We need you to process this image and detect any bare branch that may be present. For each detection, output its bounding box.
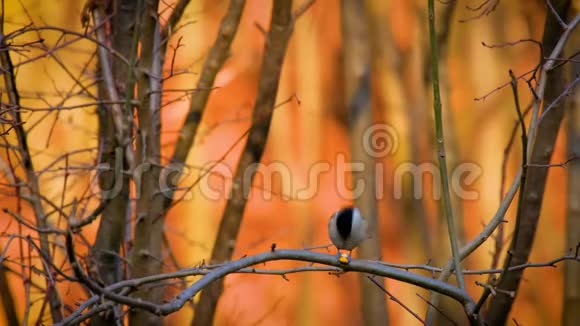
[61,249,478,325]
[545,0,568,29]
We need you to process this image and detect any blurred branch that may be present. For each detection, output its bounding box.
[459,0,500,22]
[166,0,246,208]
[0,30,64,323]
[436,0,457,57]
[293,0,316,19]
[423,0,457,83]
[192,1,298,324]
[486,3,577,323]
[163,0,191,36]
[428,0,465,290]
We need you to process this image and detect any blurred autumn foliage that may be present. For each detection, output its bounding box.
[0,0,579,325]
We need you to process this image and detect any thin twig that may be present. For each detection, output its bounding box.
[459,0,499,22]
[417,293,457,326]
[0,31,64,323]
[367,275,425,324]
[475,70,528,315]
[4,208,66,235]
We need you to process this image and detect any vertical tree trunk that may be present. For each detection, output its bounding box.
[563,15,580,325]
[129,1,165,325]
[90,1,137,325]
[341,1,389,325]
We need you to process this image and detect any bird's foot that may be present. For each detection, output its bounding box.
[337,252,351,264]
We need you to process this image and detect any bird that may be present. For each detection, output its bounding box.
[328,206,369,264]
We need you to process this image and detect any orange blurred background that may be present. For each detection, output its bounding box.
[0,0,574,325]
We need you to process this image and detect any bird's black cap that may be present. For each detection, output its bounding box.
[336,207,354,240]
